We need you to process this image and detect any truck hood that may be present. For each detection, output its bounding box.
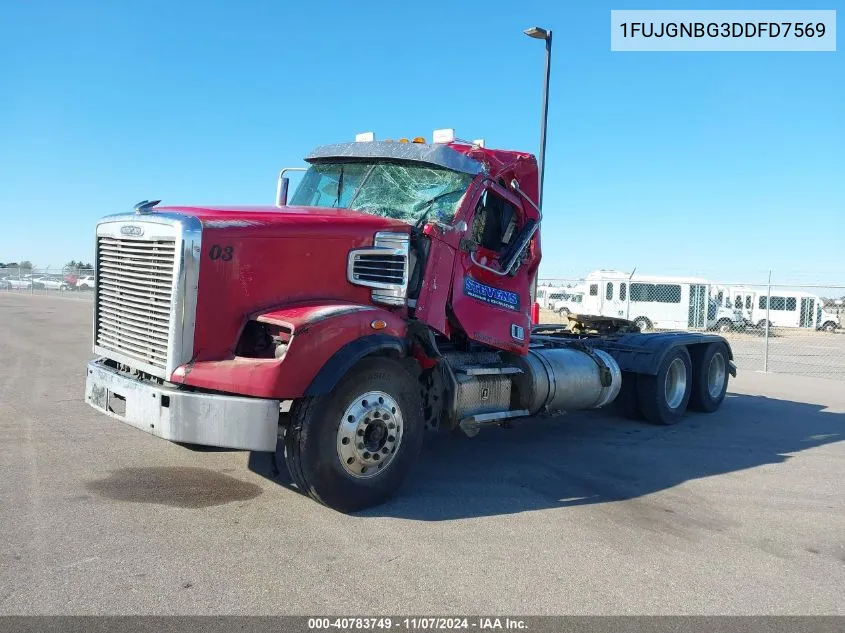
[155,204,411,238]
[133,204,411,364]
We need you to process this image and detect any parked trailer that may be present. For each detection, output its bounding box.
[579,270,744,333]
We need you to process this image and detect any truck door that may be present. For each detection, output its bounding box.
[449,182,533,354]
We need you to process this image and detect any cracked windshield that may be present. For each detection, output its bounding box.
[289,161,472,225]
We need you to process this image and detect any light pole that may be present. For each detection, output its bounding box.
[524,25,552,320]
[523,26,552,208]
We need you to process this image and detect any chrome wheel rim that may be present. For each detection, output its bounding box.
[707,353,726,399]
[336,391,403,479]
[664,358,687,410]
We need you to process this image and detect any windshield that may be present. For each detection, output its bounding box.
[289,160,473,225]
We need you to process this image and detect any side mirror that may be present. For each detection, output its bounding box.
[276,167,308,207]
[276,177,290,207]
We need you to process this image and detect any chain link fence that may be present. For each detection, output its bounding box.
[538,271,845,381]
[0,267,96,293]
[2,266,843,381]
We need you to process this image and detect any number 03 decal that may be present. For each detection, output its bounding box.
[208,245,234,261]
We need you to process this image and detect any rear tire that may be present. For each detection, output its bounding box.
[615,371,642,420]
[284,357,424,513]
[637,347,692,425]
[688,343,729,413]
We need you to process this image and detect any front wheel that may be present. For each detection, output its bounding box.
[284,357,424,512]
[715,319,733,333]
[633,317,652,332]
[822,321,837,333]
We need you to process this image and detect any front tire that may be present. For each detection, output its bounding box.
[633,317,652,332]
[689,343,729,413]
[637,347,692,425]
[822,321,837,333]
[284,357,424,512]
[715,319,733,333]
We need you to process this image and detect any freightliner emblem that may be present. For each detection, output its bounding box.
[120,225,144,237]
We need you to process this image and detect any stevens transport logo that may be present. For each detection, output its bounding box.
[463,276,520,311]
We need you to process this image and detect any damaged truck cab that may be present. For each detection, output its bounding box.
[85,130,736,512]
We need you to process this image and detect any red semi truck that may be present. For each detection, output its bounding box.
[85,130,736,512]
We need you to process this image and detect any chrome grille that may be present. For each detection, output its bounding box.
[95,236,177,372]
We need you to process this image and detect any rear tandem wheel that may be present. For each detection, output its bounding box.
[618,343,730,424]
[636,347,693,425]
[688,342,730,413]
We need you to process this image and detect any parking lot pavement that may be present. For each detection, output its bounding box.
[1,293,844,615]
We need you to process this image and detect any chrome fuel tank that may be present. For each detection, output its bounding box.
[510,347,622,415]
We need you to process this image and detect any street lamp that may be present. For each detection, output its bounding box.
[523,26,552,209]
[524,25,552,322]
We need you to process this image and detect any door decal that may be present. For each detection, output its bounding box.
[463,276,520,311]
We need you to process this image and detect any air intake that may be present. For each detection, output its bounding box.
[347,232,409,306]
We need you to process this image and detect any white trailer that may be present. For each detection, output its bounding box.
[716,286,840,331]
[581,270,744,332]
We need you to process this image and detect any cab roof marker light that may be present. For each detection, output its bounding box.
[432,128,455,144]
[355,131,375,142]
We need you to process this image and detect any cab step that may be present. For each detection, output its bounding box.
[454,364,523,376]
[458,409,531,437]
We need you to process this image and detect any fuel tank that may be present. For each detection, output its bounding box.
[509,347,622,415]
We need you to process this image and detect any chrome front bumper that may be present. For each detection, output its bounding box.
[84,359,280,451]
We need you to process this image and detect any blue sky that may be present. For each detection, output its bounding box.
[0,0,842,286]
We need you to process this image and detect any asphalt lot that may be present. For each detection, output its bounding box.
[1,292,844,615]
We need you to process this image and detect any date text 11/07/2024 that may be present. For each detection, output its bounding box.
[307,617,528,630]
